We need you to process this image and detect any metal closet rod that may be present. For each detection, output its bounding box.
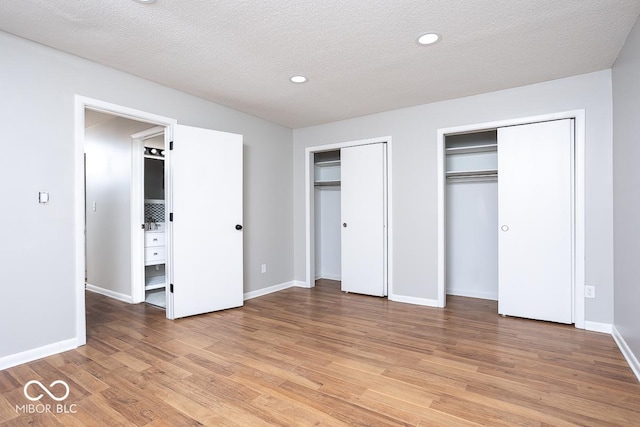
[446,170,497,177]
[446,170,498,183]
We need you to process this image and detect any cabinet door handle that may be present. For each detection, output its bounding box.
[235,224,243,230]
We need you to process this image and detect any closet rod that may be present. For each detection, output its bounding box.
[314,180,341,187]
[446,175,497,183]
[446,169,498,183]
[446,169,497,178]
[446,173,497,178]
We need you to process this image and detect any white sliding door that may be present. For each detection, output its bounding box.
[168,125,243,319]
[341,143,386,296]
[498,119,573,323]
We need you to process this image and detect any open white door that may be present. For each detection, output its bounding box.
[341,143,386,296]
[168,125,243,319]
[498,119,573,323]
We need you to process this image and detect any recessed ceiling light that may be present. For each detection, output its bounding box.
[417,33,440,46]
[290,75,308,84]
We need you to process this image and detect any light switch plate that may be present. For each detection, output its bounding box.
[38,192,49,204]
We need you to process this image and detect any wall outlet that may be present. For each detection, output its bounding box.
[585,285,596,299]
[261,264,267,274]
[38,192,50,204]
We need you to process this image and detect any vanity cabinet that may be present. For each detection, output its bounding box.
[144,223,166,299]
[144,229,166,266]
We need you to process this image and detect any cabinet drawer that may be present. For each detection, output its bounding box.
[145,232,165,247]
[145,246,166,265]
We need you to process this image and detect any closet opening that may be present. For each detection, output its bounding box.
[445,130,498,301]
[437,111,586,328]
[313,150,342,286]
[305,136,393,298]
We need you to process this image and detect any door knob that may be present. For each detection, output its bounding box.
[235,224,243,230]
[501,225,509,232]
[343,223,347,228]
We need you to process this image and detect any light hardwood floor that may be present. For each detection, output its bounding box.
[1,280,639,426]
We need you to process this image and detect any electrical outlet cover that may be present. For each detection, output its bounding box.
[585,285,596,299]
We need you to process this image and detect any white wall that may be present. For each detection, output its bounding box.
[85,116,154,299]
[446,181,498,300]
[0,30,293,362]
[612,17,640,369]
[293,70,614,323]
[314,187,341,280]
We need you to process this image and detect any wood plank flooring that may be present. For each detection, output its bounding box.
[1,279,639,426]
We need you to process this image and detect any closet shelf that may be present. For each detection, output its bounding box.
[145,289,166,308]
[445,144,497,155]
[314,180,341,187]
[145,275,166,291]
[144,154,165,160]
[315,160,341,167]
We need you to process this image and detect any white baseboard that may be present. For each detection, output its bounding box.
[291,280,315,289]
[612,325,640,382]
[447,289,498,301]
[85,284,133,303]
[317,274,342,281]
[584,321,613,334]
[389,293,439,307]
[243,280,307,301]
[292,280,311,289]
[0,338,79,371]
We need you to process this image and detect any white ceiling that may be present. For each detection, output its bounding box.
[1,1,639,128]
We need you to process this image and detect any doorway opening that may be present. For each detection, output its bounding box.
[436,110,586,328]
[131,127,167,308]
[76,95,246,346]
[84,112,168,308]
[75,96,176,346]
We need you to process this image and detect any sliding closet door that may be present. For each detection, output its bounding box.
[341,143,386,296]
[498,119,573,323]
[169,125,243,319]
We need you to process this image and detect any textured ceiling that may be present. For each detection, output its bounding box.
[1,1,639,128]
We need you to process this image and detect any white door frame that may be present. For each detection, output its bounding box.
[436,110,586,329]
[304,136,393,296]
[74,95,176,345]
[130,126,166,304]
